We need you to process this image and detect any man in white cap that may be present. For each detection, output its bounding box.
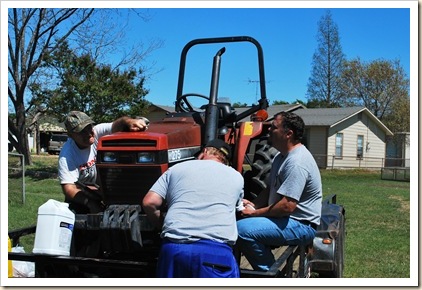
[58,111,149,214]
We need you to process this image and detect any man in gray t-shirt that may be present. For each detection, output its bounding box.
[142,139,244,278]
[237,111,322,271]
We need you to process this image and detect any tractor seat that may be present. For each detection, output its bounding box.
[216,102,236,123]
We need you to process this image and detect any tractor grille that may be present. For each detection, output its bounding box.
[101,139,157,147]
[99,166,163,205]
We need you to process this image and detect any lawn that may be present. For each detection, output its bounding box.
[7,155,411,278]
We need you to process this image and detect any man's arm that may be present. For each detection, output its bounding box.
[61,183,79,200]
[142,191,164,229]
[112,116,149,133]
[62,183,104,213]
[242,195,297,218]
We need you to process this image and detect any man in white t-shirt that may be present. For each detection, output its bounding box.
[58,111,149,214]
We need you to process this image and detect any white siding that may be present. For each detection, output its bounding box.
[306,127,327,168]
[147,111,168,122]
[326,112,387,168]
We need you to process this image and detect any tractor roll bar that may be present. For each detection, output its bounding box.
[175,36,269,115]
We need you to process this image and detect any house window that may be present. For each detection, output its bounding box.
[357,135,364,159]
[335,133,343,158]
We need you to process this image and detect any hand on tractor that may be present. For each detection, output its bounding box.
[128,117,150,132]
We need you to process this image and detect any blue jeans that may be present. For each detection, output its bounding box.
[236,217,316,271]
[157,239,240,278]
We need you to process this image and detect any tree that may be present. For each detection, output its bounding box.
[293,99,307,106]
[8,9,94,165]
[271,100,289,105]
[306,10,345,108]
[32,41,150,123]
[8,8,161,164]
[232,102,248,108]
[382,94,410,134]
[341,58,409,125]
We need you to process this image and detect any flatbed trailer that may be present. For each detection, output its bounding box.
[8,194,344,278]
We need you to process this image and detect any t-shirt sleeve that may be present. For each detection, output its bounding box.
[58,155,79,184]
[94,123,113,139]
[277,164,307,202]
[235,174,245,211]
[149,169,171,199]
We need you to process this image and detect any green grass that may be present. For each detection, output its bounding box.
[321,169,410,278]
[8,156,411,278]
[8,155,62,251]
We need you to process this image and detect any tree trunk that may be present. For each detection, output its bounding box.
[16,104,32,166]
[35,122,41,155]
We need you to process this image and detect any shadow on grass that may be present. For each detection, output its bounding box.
[9,169,58,181]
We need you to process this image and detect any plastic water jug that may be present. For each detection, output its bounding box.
[33,199,75,256]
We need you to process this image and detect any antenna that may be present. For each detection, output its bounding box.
[246,78,272,103]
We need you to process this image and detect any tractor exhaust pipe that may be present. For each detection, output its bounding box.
[204,47,225,144]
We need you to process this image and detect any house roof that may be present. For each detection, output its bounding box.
[148,104,176,113]
[293,107,394,136]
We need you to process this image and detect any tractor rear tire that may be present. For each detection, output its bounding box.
[244,140,279,200]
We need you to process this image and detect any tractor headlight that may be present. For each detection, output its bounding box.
[137,152,155,163]
[103,152,117,162]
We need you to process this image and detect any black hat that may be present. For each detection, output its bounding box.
[205,139,231,159]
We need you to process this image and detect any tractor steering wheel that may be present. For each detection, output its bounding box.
[176,93,210,113]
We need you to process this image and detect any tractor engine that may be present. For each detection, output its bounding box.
[96,115,203,206]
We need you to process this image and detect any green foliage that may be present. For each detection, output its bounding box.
[271,100,289,105]
[341,58,409,122]
[382,94,410,133]
[232,102,248,108]
[32,42,151,123]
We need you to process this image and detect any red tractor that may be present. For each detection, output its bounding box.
[9,36,345,278]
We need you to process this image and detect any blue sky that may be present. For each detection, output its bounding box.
[110,3,415,108]
[2,1,415,110]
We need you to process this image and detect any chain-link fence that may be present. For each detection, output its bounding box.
[311,154,410,181]
[8,153,25,204]
[381,167,410,181]
[313,154,410,171]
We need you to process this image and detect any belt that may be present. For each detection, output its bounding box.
[295,219,318,230]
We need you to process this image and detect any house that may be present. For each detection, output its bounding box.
[32,121,66,152]
[236,105,393,169]
[293,107,394,169]
[146,104,176,122]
